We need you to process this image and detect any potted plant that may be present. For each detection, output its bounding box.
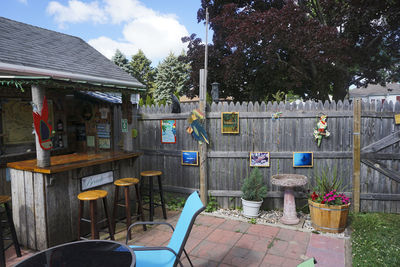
[308,166,350,233]
[241,167,268,218]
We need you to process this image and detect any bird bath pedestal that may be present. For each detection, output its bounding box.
[272,174,308,225]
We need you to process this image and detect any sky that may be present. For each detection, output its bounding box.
[1,0,211,65]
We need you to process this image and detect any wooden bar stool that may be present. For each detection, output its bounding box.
[112,178,146,240]
[77,190,114,240]
[140,170,167,221]
[0,195,21,267]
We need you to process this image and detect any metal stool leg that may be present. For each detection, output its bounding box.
[4,202,21,257]
[112,186,120,233]
[78,200,84,240]
[134,184,147,231]
[102,197,114,240]
[149,177,154,221]
[89,200,98,239]
[157,175,167,219]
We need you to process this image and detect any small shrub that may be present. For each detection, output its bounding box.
[241,167,267,201]
[205,195,219,212]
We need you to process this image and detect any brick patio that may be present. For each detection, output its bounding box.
[5,210,348,266]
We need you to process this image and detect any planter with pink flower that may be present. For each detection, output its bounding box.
[308,166,350,233]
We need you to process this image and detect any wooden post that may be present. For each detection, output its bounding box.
[31,84,50,167]
[199,70,208,205]
[353,98,361,212]
[122,93,133,152]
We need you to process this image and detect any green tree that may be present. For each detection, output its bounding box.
[130,49,156,96]
[153,52,191,104]
[185,0,400,101]
[111,49,131,74]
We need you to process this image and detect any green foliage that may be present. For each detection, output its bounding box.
[241,167,267,201]
[205,195,219,212]
[111,49,131,74]
[248,218,257,224]
[166,195,186,211]
[145,95,155,106]
[351,213,400,266]
[153,52,190,104]
[186,1,400,102]
[130,49,156,96]
[312,165,345,196]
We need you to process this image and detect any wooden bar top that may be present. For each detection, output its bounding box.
[7,151,140,174]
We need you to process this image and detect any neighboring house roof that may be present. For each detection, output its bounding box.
[0,17,144,90]
[349,83,400,98]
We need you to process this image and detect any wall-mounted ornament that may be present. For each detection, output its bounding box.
[132,129,138,138]
[313,115,330,147]
[32,96,53,150]
[395,114,400,125]
[186,109,209,144]
[249,152,270,167]
[221,112,239,134]
[161,120,176,144]
[181,150,199,166]
[271,112,283,120]
[293,152,313,167]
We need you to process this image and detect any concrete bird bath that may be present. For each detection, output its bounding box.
[271,174,308,225]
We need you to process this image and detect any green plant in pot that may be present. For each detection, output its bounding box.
[308,165,350,233]
[241,167,267,218]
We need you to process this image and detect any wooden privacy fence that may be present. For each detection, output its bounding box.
[136,99,400,213]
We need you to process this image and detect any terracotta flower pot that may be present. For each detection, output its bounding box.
[308,199,350,233]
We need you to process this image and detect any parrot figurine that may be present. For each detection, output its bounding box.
[313,115,330,147]
[186,109,209,144]
[32,96,53,150]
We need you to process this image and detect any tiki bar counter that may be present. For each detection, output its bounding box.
[7,151,140,250]
[0,17,145,250]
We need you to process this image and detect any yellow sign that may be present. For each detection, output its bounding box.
[395,114,400,124]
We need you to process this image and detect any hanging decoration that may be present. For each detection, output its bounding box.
[271,112,283,120]
[32,96,53,150]
[313,115,330,147]
[186,109,209,144]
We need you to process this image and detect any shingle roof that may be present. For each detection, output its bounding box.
[349,83,400,97]
[0,17,144,89]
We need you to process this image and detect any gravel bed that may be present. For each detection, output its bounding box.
[205,208,350,239]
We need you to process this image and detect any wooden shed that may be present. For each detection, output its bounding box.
[0,17,145,249]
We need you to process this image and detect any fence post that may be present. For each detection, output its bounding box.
[353,98,361,212]
[199,69,208,205]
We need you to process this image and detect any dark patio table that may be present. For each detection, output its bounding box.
[15,240,135,267]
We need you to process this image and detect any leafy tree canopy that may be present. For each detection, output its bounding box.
[153,52,191,104]
[184,0,400,101]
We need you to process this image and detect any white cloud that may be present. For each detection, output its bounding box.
[88,36,137,59]
[47,0,189,64]
[46,0,107,26]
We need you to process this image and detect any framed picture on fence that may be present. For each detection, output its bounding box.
[181,150,199,166]
[160,119,176,144]
[250,152,270,167]
[293,152,313,167]
[221,112,239,134]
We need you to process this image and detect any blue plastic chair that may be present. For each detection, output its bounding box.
[126,191,205,267]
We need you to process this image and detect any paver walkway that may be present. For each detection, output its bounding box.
[6,211,348,267]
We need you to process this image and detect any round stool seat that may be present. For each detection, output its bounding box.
[140,170,162,177]
[114,178,139,187]
[0,195,11,204]
[78,190,108,201]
